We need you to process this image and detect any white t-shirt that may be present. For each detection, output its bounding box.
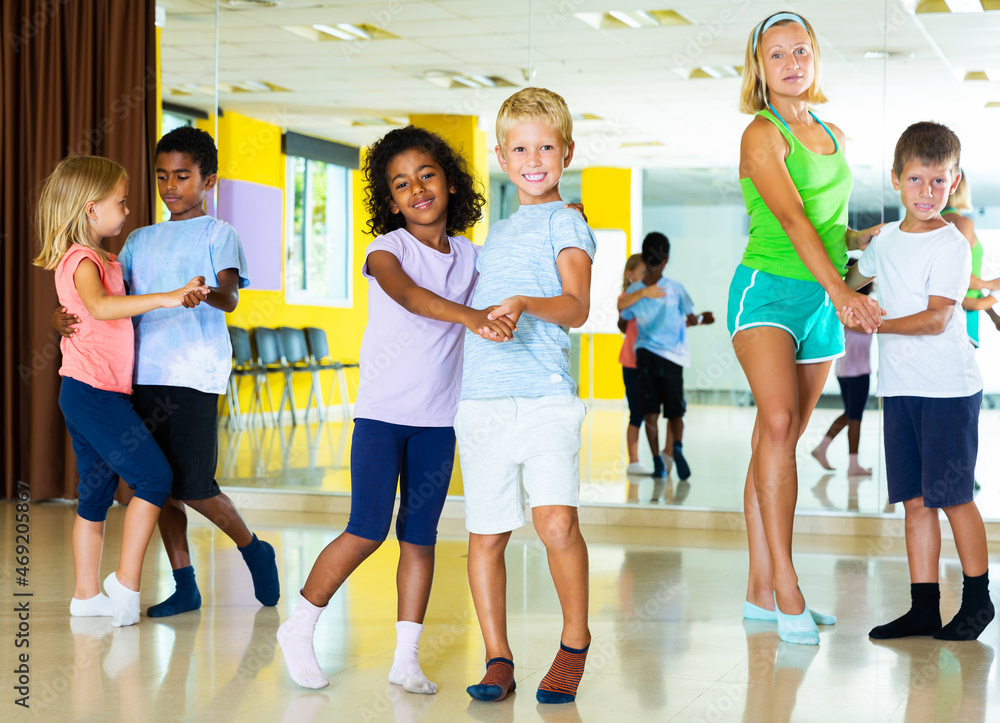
[858,221,981,398]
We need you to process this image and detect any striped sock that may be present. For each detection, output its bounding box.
[466,657,515,701]
[536,642,588,704]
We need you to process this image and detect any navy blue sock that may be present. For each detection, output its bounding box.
[148,566,201,618]
[673,441,691,480]
[240,533,280,606]
[652,455,665,478]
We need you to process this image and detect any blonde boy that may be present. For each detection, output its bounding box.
[844,121,993,641]
[455,87,596,703]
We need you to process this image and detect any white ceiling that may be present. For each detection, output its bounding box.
[159,0,1000,208]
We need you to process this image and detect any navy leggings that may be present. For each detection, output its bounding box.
[59,377,172,522]
[345,418,455,546]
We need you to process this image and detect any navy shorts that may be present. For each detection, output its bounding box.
[622,366,642,427]
[346,418,455,546]
[884,392,981,508]
[838,375,870,421]
[131,385,222,501]
[636,348,686,419]
[59,377,172,522]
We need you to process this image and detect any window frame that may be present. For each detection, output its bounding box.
[283,154,354,308]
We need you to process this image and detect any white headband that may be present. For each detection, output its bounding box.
[752,12,807,54]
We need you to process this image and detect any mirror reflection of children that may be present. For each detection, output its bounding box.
[618,253,664,476]
[811,271,874,476]
[619,233,714,486]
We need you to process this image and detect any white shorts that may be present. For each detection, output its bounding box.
[455,395,586,535]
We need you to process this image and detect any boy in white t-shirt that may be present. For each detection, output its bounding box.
[843,121,994,641]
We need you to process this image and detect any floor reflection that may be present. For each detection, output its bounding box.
[10,503,999,721]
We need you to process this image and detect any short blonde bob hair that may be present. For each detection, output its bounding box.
[949,171,971,212]
[495,87,573,158]
[739,12,827,115]
[33,156,128,270]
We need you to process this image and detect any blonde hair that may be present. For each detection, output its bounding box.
[949,171,971,212]
[495,87,573,158]
[622,254,644,291]
[739,13,827,115]
[33,156,128,270]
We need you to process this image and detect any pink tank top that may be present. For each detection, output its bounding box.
[55,245,135,394]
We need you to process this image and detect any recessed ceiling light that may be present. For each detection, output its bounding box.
[863,51,916,59]
[915,0,988,11]
[224,0,278,9]
[574,9,690,30]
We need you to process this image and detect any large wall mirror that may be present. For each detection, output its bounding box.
[157,0,1000,522]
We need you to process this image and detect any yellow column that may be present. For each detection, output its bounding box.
[580,167,633,400]
[408,114,490,246]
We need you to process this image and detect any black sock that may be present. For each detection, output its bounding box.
[869,582,941,639]
[935,572,995,641]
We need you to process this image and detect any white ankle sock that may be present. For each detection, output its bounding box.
[388,620,437,694]
[70,592,114,617]
[276,592,329,689]
[103,572,140,628]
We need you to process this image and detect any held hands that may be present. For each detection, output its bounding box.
[169,277,210,309]
[469,306,517,342]
[699,311,715,325]
[488,296,527,327]
[52,306,80,338]
[837,294,885,334]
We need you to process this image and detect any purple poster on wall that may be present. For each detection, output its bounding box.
[207,178,283,291]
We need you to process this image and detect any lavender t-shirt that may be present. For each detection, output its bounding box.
[354,228,479,427]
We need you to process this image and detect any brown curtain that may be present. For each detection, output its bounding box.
[1,0,157,500]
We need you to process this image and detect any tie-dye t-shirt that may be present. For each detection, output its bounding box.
[118,215,249,394]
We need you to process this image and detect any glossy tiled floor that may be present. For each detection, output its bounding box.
[2,502,998,722]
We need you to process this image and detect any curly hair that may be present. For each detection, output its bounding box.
[363,126,485,238]
[155,126,219,178]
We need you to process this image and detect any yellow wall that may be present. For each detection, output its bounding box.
[409,114,489,245]
[194,111,367,414]
[581,167,633,400]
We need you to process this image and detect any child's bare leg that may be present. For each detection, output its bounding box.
[532,505,591,703]
[116,498,161,590]
[73,517,105,600]
[936,501,995,641]
[626,424,641,464]
[643,412,660,462]
[389,542,437,694]
[468,531,513,660]
[185,493,254,548]
[156,498,192,568]
[943,502,988,577]
[466,531,516,702]
[532,506,591,648]
[869,497,942,639]
[846,421,870,475]
[303,532,382,605]
[278,532,382,689]
[103,498,161,627]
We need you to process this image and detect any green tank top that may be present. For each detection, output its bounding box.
[944,206,984,344]
[739,107,852,281]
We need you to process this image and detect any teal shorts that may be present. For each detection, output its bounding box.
[727,264,844,363]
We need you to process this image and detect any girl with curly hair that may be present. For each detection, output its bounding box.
[278,126,515,693]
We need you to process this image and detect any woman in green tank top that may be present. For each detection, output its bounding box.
[728,12,885,646]
[942,174,1000,346]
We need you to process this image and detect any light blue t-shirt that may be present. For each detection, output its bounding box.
[119,215,250,395]
[620,278,694,367]
[461,202,596,399]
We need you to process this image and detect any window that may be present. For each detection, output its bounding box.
[285,155,352,306]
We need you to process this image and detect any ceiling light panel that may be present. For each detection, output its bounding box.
[574,9,690,30]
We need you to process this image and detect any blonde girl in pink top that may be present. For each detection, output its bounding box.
[34,156,208,627]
